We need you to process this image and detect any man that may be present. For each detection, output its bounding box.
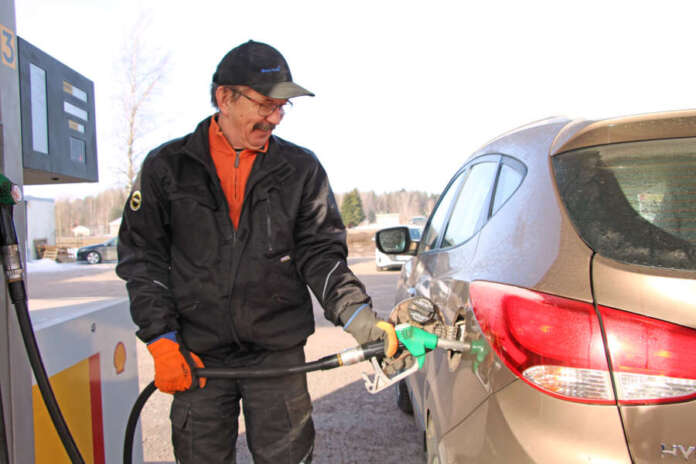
[117,40,390,463]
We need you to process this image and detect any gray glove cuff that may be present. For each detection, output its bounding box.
[342,303,383,345]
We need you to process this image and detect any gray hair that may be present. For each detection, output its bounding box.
[210,84,243,109]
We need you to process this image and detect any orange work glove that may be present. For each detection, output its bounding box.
[146,333,207,394]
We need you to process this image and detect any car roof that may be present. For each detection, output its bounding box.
[468,109,696,167]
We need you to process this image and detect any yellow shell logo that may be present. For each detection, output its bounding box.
[129,191,142,211]
[113,342,127,374]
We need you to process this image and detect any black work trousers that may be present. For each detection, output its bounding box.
[170,346,315,463]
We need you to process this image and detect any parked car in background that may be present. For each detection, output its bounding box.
[76,237,118,264]
[375,226,422,271]
[408,216,427,227]
[377,110,696,463]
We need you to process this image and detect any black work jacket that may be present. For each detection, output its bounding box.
[116,117,370,360]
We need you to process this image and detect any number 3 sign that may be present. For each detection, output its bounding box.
[0,24,16,70]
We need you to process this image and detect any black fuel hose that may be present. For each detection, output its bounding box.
[123,341,385,464]
[0,201,86,464]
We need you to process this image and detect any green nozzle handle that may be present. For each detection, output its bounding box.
[0,174,22,206]
[0,174,19,206]
[395,324,438,369]
[0,175,20,248]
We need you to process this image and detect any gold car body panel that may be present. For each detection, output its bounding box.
[619,401,696,464]
[469,118,595,303]
[439,381,631,463]
[592,256,696,463]
[592,255,696,329]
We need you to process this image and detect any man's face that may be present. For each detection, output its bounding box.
[217,86,287,150]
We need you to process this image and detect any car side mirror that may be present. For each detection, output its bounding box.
[376,227,417,255]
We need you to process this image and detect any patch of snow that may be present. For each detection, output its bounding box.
[27,259,84,273]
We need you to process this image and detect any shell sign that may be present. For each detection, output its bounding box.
[113,342,126,375]
[32,354,104,464]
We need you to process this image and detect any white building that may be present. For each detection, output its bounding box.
[109,218,122,236]
[375,213,400,227]
[25,196,56,260]
[72,225,90,237]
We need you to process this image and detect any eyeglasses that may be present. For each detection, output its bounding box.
[231,88,292,117]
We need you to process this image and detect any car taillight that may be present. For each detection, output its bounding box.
[470,281,696,405]
[470,281,614,404]
[599,305,696,405]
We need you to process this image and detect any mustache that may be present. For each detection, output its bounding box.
[254,122,276,132]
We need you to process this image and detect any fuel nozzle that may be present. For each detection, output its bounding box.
[0,174,22,207]
[0,174,22,246]
[395,324,470,368]
[0,174,25,294]
[361,324,472,394]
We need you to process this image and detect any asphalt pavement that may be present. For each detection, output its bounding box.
[27,257,424,464]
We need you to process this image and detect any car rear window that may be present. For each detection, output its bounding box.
[552,137,696,270]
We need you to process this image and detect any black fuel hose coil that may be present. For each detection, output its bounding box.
[124,341,385,464]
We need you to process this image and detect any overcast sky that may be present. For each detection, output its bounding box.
[15,0,696,199]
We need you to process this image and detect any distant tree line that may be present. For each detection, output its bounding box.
[336,189,438,228]
[55,188,127,237]
[54,188,438,237]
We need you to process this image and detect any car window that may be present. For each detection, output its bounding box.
[419,169,468,253]
[491,159,526,215]
[441,161,499,248]
[553,137,696,270]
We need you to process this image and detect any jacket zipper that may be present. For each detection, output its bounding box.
[234,149,241,201]
[265,198,273,255]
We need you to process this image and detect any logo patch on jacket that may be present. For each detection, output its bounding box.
[130,191,142,211]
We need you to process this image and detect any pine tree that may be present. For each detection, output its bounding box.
[340,188,365,228]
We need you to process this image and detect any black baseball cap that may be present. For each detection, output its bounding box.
[213,40,314,99]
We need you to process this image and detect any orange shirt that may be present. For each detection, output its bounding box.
[208,116,268,229]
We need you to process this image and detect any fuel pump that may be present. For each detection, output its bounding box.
[0,174,86,463]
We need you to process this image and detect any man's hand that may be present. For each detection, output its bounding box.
[342,304,398,357]
[147,332,207,394]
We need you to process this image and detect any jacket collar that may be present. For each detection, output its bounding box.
[182,117,215,169]
[252,136,295,186]
[183,116,295,188]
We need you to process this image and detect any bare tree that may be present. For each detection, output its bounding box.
[114,14,170,192]
[54,188,127,237]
